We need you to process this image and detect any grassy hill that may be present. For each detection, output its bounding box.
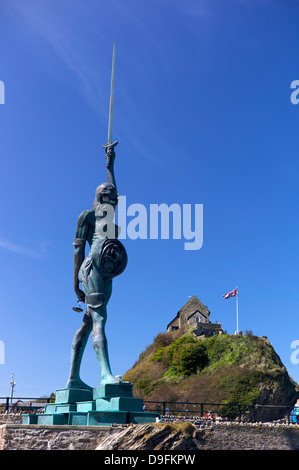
[123,330,299,419]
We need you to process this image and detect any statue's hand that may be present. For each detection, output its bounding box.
[74,285,85,303]
[106,146,115,170]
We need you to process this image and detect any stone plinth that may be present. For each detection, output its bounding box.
[22,382,160,426]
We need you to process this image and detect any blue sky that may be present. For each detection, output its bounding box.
[0,0,299,399]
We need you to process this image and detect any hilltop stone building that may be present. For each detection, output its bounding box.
[167,295,223,338]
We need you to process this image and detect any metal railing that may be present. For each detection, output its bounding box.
[0,397,51,412]
[0,396,297,424]
[143,400,296,424]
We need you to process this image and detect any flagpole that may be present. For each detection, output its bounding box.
[222,287,239,334]
[236,286,239,334]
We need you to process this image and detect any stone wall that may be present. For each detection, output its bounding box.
[197,423,299,450]
[0,412,23,424]
[0,423,114,450]
[192,322,223,338]
[2,422,299,450]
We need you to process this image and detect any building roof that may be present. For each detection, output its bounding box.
[167,295,210,329]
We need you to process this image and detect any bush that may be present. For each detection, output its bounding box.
[150,347,165,362]
[154,332,176,349]
[167,334,197,359]
[136,378,154,395]
[171,342,209,376]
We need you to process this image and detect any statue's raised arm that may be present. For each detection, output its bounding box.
[105,144,117,193]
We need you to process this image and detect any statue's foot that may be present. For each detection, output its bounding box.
[100,374,121,385]
[66,378,93,391]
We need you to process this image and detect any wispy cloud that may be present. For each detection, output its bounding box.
[0,238,50,261]
[6,0,110,121]
[3,0,188,169]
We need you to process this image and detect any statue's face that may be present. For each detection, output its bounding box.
[96,183,118,206]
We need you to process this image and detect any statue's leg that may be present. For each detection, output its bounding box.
[78,258,117,384]
[86,278,117,385]
[66,311,93,390]
[89,302,118,385]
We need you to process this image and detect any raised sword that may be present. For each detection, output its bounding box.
[102,40,118,151]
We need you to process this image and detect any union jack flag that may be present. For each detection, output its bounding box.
[223,287,238,299]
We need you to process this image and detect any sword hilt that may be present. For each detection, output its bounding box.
[101,141,118,150]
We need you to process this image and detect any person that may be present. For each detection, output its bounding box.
[66,145,127,390]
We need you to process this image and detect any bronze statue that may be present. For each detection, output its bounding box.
[66,42,127,390]
[67,145,127,390]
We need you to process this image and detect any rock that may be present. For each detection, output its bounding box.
[95,422,198,450]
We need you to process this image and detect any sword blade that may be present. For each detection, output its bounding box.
[107,40,116,144]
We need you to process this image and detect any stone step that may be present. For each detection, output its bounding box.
[110,397,144,412]
[44,396,144,414]
[93,382,133,399]
[128,411,162,424]
[76,401,96,412]
[68,412,88,426]
[44,403,77,414]
[37,413,68,425]
[22,408,161,426]
[87,411,128,426]
[55,388,93,404]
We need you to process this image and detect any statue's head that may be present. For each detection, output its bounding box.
[94,182,118,207]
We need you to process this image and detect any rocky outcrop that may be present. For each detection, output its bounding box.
[122,333,299,421]
[96,422,198,450]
